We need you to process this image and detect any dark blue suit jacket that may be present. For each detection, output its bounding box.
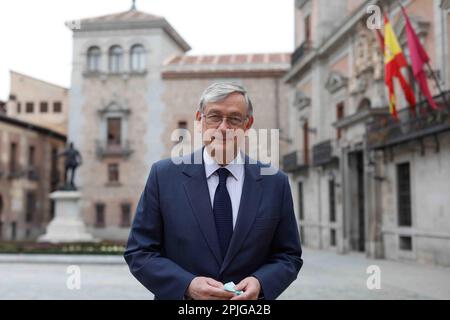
[124,149,303,300]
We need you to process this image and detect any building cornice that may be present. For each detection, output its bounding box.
[162,69,287,80]
[333,107,389,129]
[0,114,67,141]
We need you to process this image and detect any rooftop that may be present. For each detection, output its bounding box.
[68,8,191,52]
[78,9,163,24]
[10,70,68,92]
[162,53,291,79]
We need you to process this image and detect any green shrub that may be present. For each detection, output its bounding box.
[0,241,126,255]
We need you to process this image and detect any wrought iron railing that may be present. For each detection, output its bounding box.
[282,150,309,173]
[7,165,26,179]
[366,92,450,149]
[312,140,339,166]
[96,140,133,158]
[27,166,40,181]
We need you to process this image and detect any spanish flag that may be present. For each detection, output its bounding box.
[384,14,416,120]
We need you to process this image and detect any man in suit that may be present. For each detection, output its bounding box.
[124,82,303,300]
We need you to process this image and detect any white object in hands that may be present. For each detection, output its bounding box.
[223,281,244,296]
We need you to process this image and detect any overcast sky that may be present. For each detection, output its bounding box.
[0,0,294,100]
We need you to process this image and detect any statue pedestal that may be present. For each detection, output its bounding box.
[38,191,97,243]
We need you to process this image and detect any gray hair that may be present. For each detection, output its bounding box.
[198,82,253,116]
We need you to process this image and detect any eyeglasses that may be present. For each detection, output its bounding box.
[201,113,248,128]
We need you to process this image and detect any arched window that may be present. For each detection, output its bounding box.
[130,44,146,72]
[109,45,123,73]
[87,46,101,72]
[357,98,371,112]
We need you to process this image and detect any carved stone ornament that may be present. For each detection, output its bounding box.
[98,94,131,116]
[293,90,311,110]
[325,71,349,94]
[349,70,368,96]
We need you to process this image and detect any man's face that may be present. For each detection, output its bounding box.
[196,92,254,163]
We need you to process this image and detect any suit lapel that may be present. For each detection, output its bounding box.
[182,149,223,266]
[220,158,263,274]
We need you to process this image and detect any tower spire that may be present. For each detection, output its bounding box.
[131,0,137,11]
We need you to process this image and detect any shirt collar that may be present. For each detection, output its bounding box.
[203,147,244,181]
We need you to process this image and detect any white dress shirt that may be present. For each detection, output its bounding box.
[203,147,245,229]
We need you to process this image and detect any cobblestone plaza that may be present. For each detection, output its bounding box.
[1,248,449,300]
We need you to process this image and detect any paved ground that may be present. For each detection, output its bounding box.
[1,248,449,299]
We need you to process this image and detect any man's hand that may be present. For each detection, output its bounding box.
[230,276,261,300]
[186,277,236,300]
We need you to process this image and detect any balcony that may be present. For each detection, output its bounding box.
[27,166,40,181]
[83,70,147,79]
[312,140,339,167]
[291,41,311,66]
[282,150,309,173]
[366,92,450,150]
[7,166,26,180]
[96,140,133,159]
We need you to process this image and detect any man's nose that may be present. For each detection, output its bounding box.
[217,118,231,131]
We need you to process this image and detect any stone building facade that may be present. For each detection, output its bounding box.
[6,71,69,135]
[0,114,66,240]
[284,0,450,266]
[67,7,291,240]
[161,53,292,160]
[67,9,190,240]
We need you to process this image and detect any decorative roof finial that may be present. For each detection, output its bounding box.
[131,0,137,11]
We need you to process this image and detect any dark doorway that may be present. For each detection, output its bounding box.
[349,151,365,252]
[11,221,17,240]
[356,152,365,252]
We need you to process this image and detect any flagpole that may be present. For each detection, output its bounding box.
[396,0,450,108]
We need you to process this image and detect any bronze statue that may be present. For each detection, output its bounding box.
[59,142,82,190]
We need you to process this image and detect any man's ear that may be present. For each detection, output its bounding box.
[195,111,202,122]
[195,111,204,135]
[245,116,254,131]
